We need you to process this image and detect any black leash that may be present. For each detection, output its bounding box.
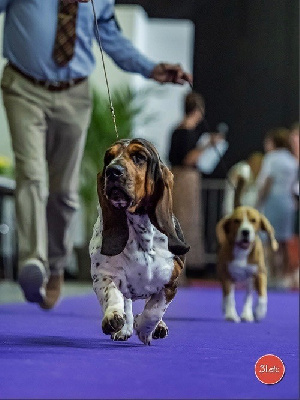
[90,0,118,138]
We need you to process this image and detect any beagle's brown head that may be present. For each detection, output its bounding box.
[97,138,190,256]
[216,206,278,251]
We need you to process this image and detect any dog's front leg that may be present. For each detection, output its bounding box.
[222,280,240,322]
[240,278,254,322]
[93,275,125,335]
[134,289,171,345]
[111,298,134,341]
[254,272,268,321]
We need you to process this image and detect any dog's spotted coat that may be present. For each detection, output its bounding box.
[90,138,189,345]
[90,209,179,344]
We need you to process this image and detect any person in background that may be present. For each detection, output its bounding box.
[222,152,264,216]
[286,122,299,289]
[169,92,209,167]
[289,122,299,161]
[183,126,228,171]
[168,91,227,275]
[256,127,298,288]
[0,0,192,309]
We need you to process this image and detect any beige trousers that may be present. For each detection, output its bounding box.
[1,64,92,274]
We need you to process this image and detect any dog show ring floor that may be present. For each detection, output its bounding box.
[0,286,298,399]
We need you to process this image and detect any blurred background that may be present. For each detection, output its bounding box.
[0,0,299,299]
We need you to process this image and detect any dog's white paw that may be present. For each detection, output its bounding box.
[111,324,133,341]
[254,300,267,321]
[102,311,125,335]
[134,314,153,345]
[225,308,241,322]
[240,309,254,322]
[137,330,153,345]
[152,320,169,339]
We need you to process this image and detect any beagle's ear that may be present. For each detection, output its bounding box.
[260,213,279,251]
[216,216,231,244]
[97,173,129,256]
[149,164,190,256]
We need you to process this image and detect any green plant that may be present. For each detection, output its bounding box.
[80,85,153,240]
[0,155,14,178]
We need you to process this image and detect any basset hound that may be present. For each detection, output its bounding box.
[216,206,278,323]
[89,138,189,345]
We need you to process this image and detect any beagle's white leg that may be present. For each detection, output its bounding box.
[134,290,170,345]
[224,284,240,322]
[111,298,134,341]
[92,274,125,335]
[255,296,268,321]
[240,278,254,322]
[254,273,268,321]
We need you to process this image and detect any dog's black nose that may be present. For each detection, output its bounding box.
[241,229,250,237]
[105,164,125,180]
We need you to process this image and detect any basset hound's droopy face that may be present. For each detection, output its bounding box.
[97,138,190,257]
[102,139,157,212]
[216,206,278,251]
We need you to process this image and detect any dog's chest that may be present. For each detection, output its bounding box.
[228,247,258,281]
[90,213,174,299]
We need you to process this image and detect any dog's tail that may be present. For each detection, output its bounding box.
[234,176,247,208]
[232,153,263,209]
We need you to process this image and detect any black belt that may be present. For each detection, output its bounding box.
[8,63,87,92]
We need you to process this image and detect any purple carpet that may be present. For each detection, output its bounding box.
[0,287,298,399]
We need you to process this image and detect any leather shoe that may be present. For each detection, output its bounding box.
[39,274,64,310]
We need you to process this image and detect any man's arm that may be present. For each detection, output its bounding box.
[97,1,192,84]
[64,0,192,83]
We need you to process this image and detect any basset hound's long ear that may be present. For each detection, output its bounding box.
[97,172,129,256]
[216,216,231,244]
[260,213,279,251]
[149,163,190,256]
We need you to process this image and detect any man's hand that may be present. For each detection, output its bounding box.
[150,63,192,86]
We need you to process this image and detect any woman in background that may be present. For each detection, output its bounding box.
[169,92,208,274]
[286,123,299,289]
[256,127,298,288]
[169,92,226,274]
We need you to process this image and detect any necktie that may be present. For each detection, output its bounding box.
[53,1,79,67]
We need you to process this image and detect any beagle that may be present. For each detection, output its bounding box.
[89,138,189,345]
[216,206,278,322]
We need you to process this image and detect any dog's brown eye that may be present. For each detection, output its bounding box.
[132,152,147,165]
[234,219,241,224]
[250,218,256,223]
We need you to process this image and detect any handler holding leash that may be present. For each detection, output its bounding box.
[0,0,192,309]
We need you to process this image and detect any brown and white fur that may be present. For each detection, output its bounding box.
[216,206,278,322]
[89,138,189,345]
